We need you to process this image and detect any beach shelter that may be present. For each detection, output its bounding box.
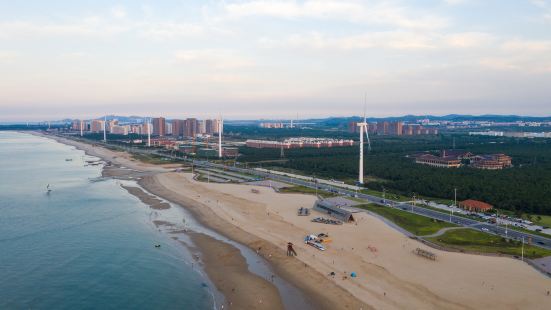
[313,199,355,222]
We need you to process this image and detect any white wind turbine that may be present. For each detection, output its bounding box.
[357,97,371,185]
[103,115,107,142]
[147,117,151,147]
[218,115,224,158]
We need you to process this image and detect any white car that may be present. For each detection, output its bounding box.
[481,228,489,232]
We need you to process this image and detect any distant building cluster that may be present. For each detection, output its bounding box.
[348,121,438,136]
[246,137,354,149]
[260,122,286,128]
[469,131,551,138]
[71,117,221,138]
[413,150,512,170]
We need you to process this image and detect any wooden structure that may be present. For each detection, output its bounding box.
[414,248,436,260]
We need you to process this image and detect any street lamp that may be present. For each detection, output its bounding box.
[521,237,524,261]
[450,187,457,223]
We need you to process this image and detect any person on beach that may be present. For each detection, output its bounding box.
[287,242,297,256]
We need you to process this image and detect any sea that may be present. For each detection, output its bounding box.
[0,131,214,309]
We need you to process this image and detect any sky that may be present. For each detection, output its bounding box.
[1,0,551,121]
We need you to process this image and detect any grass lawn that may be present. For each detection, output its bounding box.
[131,153,180,165]
[528,214,551,228]
[428,229,551,259]
[360,189,411,202]
[357,204,457,236]
[278,186,337,198]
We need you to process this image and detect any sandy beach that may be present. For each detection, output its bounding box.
[42,133,551,309]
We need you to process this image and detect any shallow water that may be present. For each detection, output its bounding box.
[0,132,213,309]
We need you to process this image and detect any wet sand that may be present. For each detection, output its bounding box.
[190,232,285,310]
[121,185,171,210]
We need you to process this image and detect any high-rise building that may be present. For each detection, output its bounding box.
[91,120,104,133]
[172,119,185,137]
[198,120,206,134]
[152,117,166,136]
[107,119,118,133]
[184,118,198,137]
[389,121,403,135]
[377,121,389,135]
[111,125,129,135]
[348,121,358,134]
[205,119,218,134]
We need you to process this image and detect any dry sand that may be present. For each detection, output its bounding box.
[153,172,551,310]
[41,133,551,310]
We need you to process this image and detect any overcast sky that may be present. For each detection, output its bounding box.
[1,0,551,121]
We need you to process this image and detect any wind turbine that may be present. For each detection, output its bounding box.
[218,115,224,158]
[147,117,151,147]
[357,95,371,185]
[103,115,107,142]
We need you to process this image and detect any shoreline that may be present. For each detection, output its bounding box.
[34,132,551,310]
[33,132,333,309]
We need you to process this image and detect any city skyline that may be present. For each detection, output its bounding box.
[2,0,551,121]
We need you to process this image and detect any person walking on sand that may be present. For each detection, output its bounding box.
[287,242,297,256]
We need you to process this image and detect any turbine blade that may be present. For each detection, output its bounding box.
[365,126,371,151]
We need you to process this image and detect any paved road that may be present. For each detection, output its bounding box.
[69,137,551,251]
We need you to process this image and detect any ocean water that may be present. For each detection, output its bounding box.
[0,132,213,309]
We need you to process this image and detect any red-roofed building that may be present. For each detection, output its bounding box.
[459,200,493,212]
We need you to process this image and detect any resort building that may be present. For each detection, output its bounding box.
[459,200,493,212]
[413,150,511,169]
[415,154,462,168]
[471,154,512,170]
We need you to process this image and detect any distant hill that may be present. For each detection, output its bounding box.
[6,114,551,126]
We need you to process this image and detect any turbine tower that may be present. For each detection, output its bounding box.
[357,96,371,185]
[218,116,224,158]
[147,117,151,147]
[103,115,107,142]
[80,120,83,137]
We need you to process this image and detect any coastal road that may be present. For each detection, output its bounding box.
[67,137,551,251]
[189,159,551,250]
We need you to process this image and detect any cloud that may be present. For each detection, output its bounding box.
[444,0,468,5]
[110,5,127,19]
[225,0,449,30]
[174,49,254,69]
[0,51,18,62]
[140,22,204,39]
[0,18,208,40]
[259,31,495,51]
[531,0,551,23]
[444,32,495,48]
[502,39,551,52]
[0,18,130,38]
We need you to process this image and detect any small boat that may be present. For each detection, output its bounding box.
[65,158,73,161]
[154,244,161,248]
[46,184,52,194]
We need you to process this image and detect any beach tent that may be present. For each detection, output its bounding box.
[313,199,355,222]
